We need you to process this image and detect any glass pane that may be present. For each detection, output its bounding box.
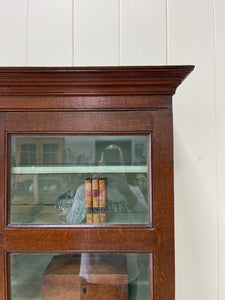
[10,253,151,300]
[10,136,149,225]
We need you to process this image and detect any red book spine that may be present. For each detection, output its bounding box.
[92,178,99,223]
[99,178,107,223]
[85,178,92,223]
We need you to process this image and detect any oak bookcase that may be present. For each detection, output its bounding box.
[0,66,194,300]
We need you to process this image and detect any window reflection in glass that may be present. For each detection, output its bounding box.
[20,144,37,165]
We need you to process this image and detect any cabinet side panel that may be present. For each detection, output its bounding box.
[0,113,5,245]
[152,110,174,299]
[0,114,6,299]
[0,248,5,299]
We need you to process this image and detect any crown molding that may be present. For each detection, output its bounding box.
[0,66,194,97]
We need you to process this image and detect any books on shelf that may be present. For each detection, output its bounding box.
[92,178,99,223]
[99,178,106,223]
[85,178,92,224]
[85,177,107,224]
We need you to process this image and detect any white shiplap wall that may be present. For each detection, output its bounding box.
[120,0,167,65]
[0,1,224,299]
[215,0,225,299]
[0,0,27,65]
[74,0,120,66]
[28,0,73,66]
[168,1,217,299]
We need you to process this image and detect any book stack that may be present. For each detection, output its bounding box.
[85,178,107,224]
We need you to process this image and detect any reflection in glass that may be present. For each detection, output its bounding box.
[10,136,149,225]
[10,253,151,300]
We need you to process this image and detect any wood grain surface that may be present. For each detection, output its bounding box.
[5,111,152,132]
[0,66,194,96]
[152,110,175,299]
[4,227,157,252]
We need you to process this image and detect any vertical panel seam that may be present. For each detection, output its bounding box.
[213,0,219,299]
[119,0,121,66]
[166,0,169,65]
[72,0,75,66]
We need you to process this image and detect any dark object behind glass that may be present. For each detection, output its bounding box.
[103,149,121,165]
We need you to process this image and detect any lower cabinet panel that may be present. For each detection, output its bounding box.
[10,253,151,300]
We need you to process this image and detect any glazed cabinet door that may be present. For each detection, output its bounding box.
[0,109,174,300]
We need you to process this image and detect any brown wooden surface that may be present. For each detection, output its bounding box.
[5,111,152,133]
[79,285,128,300]
[0,95,172,111]
[0,66,194,300]
[152,110,175,299]
[42,284,128,300]
[0,248,5,300]
[0,113,5,247]
[4,227,157,252]
[42,254,128,285]
[0,66,194,97]
[42,284,80,300]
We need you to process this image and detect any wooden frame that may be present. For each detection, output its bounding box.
[0,66,194,300]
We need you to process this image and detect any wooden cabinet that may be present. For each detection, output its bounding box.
[0,66,194,300]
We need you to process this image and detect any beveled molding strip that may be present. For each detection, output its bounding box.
[0,66,194,97]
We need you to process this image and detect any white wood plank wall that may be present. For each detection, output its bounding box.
[0,0,224,299]
[120,0,166,65]
[215,0,225,299]
[28,0,73,65]
[0,0,27,65]
[74,0,120,66]
[168,0,217,299]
